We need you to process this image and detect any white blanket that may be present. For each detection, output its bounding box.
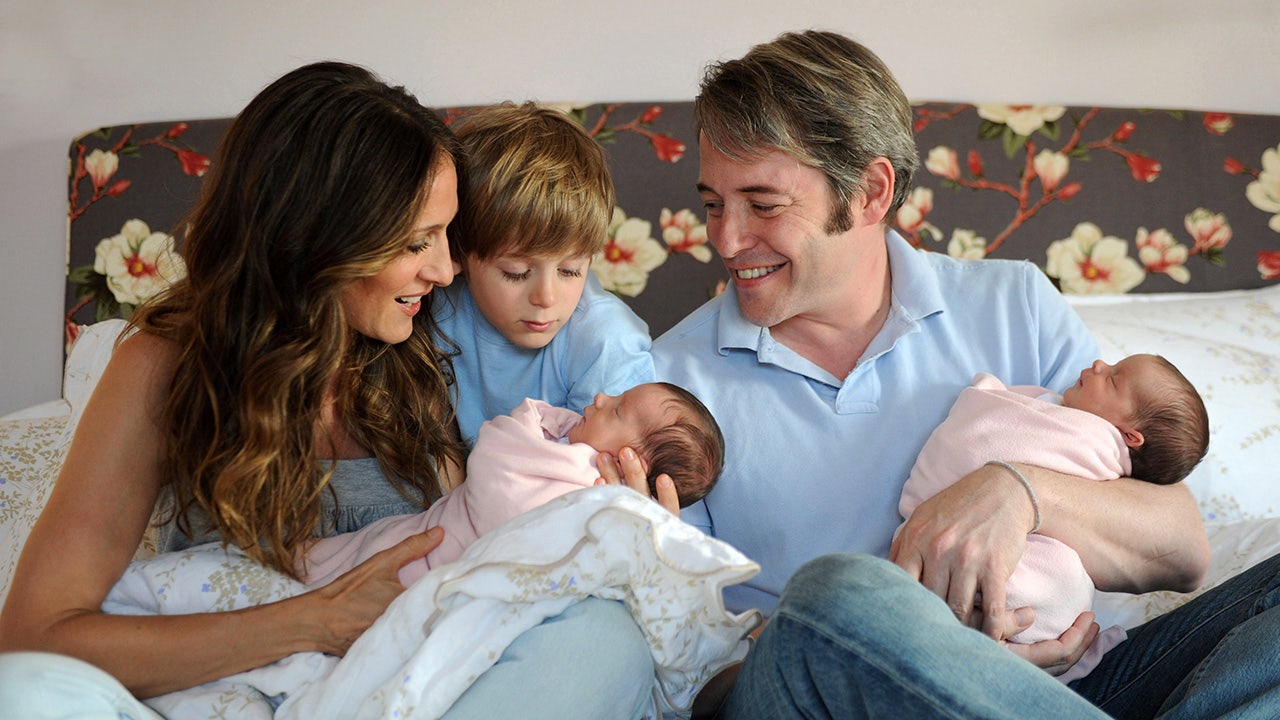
[104,486,761,719]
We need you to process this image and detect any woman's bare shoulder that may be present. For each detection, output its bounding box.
[109,328,183,377]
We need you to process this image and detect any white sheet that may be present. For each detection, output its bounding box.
[103,485,761,719]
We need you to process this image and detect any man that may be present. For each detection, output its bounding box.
[604,30,1280,719]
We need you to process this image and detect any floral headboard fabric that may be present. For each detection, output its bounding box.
[65,101,1280,343]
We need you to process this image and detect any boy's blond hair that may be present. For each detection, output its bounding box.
[452,102,615,261]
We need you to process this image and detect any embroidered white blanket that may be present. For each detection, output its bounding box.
[104,486,761,719]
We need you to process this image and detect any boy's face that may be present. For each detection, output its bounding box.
[567,384,675,457]
[463,250,592,349]
[1061,354,1164,441]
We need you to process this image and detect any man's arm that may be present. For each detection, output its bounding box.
[1028,463,1209,593]
[891,462,1209,642]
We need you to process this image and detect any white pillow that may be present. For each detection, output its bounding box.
[62,319,131,435]
[0,400,69,422]
[1068,286,1280,522]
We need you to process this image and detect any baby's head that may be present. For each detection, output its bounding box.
[568,382,725,508]
[450,102,615,349]
[1061,354,1209,485]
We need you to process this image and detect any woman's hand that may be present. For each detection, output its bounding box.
[595,447,680,515]
[300,527,443,655]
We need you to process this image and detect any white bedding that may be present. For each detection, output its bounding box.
[6,286,1280,709]
[103,485,761,720]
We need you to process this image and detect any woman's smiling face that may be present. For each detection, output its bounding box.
[341,158,459,344]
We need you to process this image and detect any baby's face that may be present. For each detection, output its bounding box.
[463,250,592,349]
[1061,354,1163,427]
[567,384,676,456]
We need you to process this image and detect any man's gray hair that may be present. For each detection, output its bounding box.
[695,30,919,232]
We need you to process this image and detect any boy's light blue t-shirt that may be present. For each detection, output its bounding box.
[434,273,656,448]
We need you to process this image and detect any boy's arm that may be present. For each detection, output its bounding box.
[561,280,656,413]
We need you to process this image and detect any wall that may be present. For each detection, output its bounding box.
[2,0,1279,415]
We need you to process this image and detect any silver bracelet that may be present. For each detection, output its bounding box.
[984,460,1041,534]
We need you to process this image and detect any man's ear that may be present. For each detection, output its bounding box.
[855,157,896,226]
[1120,426,1145,450]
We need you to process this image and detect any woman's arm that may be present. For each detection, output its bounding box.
[0,332,436,698]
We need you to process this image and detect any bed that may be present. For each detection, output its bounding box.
[3,98,1280,709]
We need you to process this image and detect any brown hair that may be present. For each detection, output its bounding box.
[450,102,615,262]
[132,61,465,578]
[695,30,919,231]
[1128,355,1210,485]
[633,382,725,508]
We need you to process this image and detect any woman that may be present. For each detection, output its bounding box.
[0,61,653,719]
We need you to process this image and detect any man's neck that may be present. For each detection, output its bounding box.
[769,245,893,381]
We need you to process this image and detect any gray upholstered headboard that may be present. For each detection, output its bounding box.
[64,101,1280,343]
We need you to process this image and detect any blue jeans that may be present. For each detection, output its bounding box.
[719,553,1280,720]
[1070,551,1280,719]
[0,597,653,720]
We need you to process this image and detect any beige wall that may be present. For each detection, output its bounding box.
[3,0,1279,414]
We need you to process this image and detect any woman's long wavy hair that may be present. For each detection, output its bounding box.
[132,61,465,578]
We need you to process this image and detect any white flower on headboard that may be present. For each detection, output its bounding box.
[924,146,960,180]
[1245,143,1280,233]
[947,228,987,259]
[1136,227,1190,283]
[84,149,119,189]
[897,187,942,242]
[1044,222,1145,294]
[93,219,187,307]
[976,105,1067,137]
[1033,150,1070,192]
[660,208,713,263]
[592,208,667,297]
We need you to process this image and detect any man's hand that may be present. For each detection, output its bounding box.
[596,447,680,515]
[889,463,1035,639]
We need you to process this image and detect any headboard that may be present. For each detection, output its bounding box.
[64,101,1280,344]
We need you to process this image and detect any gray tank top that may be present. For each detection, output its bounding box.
[157,457,426,552]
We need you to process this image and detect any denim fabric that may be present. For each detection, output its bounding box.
[1070,551,1280,720]
[0,598,653,720]
[443,597,654,720]
[718,554,1108,720]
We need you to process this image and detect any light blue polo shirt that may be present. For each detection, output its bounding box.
[653,231,1098,614]
[435,273,656,448]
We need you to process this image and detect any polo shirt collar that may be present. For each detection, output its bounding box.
[714,284,765,353]
[885,229,946,324]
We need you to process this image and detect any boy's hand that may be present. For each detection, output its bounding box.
[596,447,680,515]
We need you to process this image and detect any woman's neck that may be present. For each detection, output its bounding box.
[317,393,372,460]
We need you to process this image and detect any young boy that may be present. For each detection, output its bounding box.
[900,353,1209,681]
[436,102,655,448]
[301,382,724,587]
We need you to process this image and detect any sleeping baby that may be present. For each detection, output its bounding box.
[899,353,1208,682]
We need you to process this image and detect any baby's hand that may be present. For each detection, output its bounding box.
[1003,611,1100,676]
